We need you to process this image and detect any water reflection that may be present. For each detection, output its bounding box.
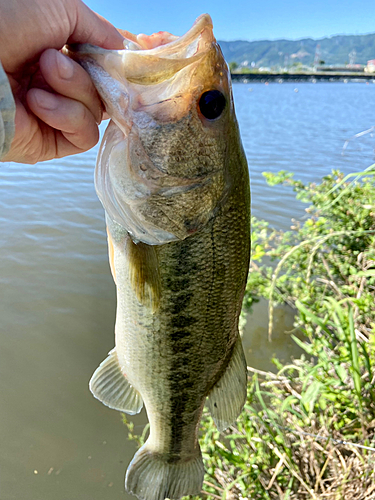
[243,300,303,373]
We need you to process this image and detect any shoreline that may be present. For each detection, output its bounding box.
[231,72,375,83]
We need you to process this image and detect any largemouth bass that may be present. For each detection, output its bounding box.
[66,14,250,500]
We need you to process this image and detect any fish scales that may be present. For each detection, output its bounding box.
[66,13,250,500]
[110,148,249,456]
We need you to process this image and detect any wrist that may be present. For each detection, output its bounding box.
[0,60,16,160]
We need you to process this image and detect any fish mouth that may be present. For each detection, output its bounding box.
[64,14,216,86]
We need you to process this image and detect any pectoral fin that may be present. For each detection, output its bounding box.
[126,238,161,313]
[106,227,116,284]
[89,349,143,415]
[207,336,248,431]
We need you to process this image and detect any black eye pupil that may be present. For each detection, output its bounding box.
[198,90,226,120]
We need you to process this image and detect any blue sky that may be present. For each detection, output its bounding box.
[85,0,375,41]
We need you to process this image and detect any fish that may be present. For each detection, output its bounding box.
[65,13,250,500]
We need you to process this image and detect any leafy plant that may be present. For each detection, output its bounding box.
[246,168,375,341]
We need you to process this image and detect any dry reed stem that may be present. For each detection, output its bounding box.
[267,453,286,490]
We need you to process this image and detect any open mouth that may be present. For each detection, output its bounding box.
[64,14,216,86]
[120,14,215,57]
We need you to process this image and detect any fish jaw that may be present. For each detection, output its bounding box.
[65,15,235,245]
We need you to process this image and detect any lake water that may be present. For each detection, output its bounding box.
[1,82,375,499]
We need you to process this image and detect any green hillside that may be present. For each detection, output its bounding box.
[218,33,375,68]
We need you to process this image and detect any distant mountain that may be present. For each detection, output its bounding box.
[218,33,375,68]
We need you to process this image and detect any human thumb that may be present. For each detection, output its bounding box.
[68,0,124,49]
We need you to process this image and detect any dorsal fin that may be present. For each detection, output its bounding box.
[206,336,247,431]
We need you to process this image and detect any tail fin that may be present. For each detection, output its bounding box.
[125,443,204,500]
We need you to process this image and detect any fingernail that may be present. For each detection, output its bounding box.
[35,90,58,110]
[56,51,74,80]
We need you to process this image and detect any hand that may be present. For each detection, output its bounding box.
[0,0,124,164]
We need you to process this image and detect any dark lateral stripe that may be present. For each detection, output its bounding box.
[171,315,197,329]
[165,238,200,457]
[170,292,193,314]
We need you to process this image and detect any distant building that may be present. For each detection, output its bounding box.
[346,63,364,70]
[365,60,375,73]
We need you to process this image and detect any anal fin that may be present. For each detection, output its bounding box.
[207,336,247,431]
[89,349,143,415]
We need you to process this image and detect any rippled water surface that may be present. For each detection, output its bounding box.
[1,83,375,499]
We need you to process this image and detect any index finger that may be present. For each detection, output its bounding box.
[39,49,103,123]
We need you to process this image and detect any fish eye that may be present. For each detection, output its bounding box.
[198,90,226,120]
